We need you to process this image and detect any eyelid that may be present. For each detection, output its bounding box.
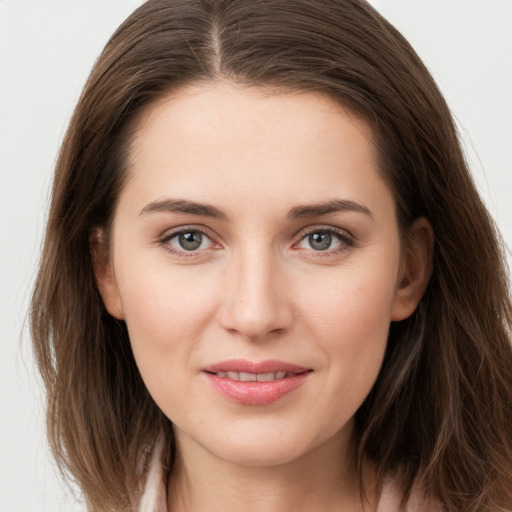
[293,225,355,253]
[157,224,222,256]
[155,223,354,258]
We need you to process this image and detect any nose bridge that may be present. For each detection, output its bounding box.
[220,241,292,339]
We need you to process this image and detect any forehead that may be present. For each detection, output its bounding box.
[122,81,392,220]
[132,81,375,154]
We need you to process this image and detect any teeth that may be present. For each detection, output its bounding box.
[216,371,291,381]
[256,372,275,382]
[239,372,256,382]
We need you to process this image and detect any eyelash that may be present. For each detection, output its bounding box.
[157,226,219,259]
[157,225,354,258]
[295,226,354,256]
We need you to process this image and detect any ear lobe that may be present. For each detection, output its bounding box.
[90,228,124,320]
[391,217,434,321]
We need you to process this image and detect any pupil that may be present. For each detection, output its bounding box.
[309,232,331,251]
[179,231,202,250]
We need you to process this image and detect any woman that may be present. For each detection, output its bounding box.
[30,1,512,511]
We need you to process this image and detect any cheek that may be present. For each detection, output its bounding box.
[115,262,219,370]
[116,265,223,420]
[301,262,398,340]
[297,261,399,395]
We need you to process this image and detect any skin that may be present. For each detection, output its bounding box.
[94,81,432,512]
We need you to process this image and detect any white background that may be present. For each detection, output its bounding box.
[1,1,511,510]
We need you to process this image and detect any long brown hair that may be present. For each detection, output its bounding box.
[31,1,512,510]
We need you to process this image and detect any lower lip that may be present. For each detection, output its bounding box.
[205,372,310,405]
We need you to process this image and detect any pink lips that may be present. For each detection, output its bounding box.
[202,359,311,406]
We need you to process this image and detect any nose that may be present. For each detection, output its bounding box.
[218,247,293,341]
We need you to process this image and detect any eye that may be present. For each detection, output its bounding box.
[297,228,352,252]
[162,229,216,253]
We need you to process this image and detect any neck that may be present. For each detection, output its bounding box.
[167,426,378,512]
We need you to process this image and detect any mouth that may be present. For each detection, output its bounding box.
[209,370,304,382]
[202,360,312,405]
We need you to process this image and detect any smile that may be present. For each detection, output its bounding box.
[202,360,312,406]
[213,371,295,381]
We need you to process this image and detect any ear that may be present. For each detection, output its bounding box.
[89,228,124,320]
[391,217,434,321]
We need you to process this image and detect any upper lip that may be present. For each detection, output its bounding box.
[202,359,310,374]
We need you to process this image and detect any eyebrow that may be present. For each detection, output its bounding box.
[138,197,372,221]
[139,199,229,220]
[288,199,373,219]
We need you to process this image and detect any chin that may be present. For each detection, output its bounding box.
[188,417,345,468]
[210,437,311,467]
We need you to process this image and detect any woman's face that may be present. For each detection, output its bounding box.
[96,82,429,467]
